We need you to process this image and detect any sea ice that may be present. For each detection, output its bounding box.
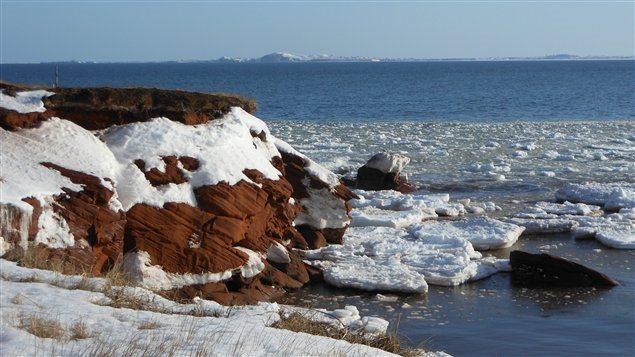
[555,182,635,210]
[350,207,436,228]
[504,217,578,234]
[595,230,635,249]
[409,218,524,250]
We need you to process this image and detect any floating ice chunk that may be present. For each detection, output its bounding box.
[556,182,635,209]
[320,254,428,293]
[468,262,499,282]
[358,316,390,334]
[364,152,410,174]
[512,151,528,158]
[435,203,466,217]
[308,226,488,288]
[484,172,506,181]
[594,152,608,161]
[375,294,399,302]
[605,188,635,211]
[466,206,486,215]
[350,189,448,213]
[539,171,556,177]
[542,150,559,159]
[350,207,436,229]
[523,201,602,216]
[410,218,524,250]
[595,230,635,249]
[504,217,578,234]
[479,257,512,272]
[570,215,635,240]
[0,90,54,113]
[469,162,511,173]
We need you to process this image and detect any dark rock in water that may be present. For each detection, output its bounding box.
[355,152,415,192]
[510,250,619,288]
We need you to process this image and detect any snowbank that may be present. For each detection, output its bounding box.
[0,259,421,357]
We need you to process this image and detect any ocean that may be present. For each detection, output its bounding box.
[2,60,634,122]
[2,60,634,356]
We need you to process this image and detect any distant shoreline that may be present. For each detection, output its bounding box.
[3,56,634,66]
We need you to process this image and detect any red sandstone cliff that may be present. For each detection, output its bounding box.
[0,83,354,304]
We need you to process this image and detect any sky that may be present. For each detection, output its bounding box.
[1,0,633,63]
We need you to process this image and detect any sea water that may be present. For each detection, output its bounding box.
[3,60,634,355]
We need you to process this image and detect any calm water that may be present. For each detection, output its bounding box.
[2,61,634,355]
[1,60,634,122]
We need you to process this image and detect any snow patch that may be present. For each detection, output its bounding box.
[0,89,54,113]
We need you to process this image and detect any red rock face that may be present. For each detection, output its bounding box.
[134,156,199,186]
[279,151,357,248]
[1,83,356,305]
[0,163,125,275]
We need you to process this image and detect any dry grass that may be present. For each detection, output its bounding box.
[137,319,162,330]
[273,312,421,357]
[103,290,149,311]
[17,314,65,339]
[3,246,83,275]
[69,320,92,340]
[104,262,131,288]
[10,294,23,305]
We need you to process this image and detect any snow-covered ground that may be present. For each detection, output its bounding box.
[0,260,448,357]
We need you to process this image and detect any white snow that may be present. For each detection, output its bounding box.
[267,242,291,264]
[0,89,54,113]
[0,118,120,212]
[294,186,350,229]
[33,198,75,249]
[364,152,410,174]
[121,248,266,291]
[102,108,283,210]
[411,218,525,250]
[0,259,424,357]
[274,137,342,189]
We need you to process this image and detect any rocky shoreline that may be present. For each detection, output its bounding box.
[1,83,633,355]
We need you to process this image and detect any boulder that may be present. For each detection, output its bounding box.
[355,152,415,192]
[510,250,619,288]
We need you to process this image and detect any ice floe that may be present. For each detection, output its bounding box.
[556,183,635,210]
[411,218,524,250]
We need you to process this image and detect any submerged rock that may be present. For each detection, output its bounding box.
[510,250,619,288]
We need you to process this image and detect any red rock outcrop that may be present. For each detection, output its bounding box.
[0,163,125,275]
[1,83,256,131]
[1,82,356,305]
[278,150,357,249]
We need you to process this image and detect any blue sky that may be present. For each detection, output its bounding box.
[1,0,633,63]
